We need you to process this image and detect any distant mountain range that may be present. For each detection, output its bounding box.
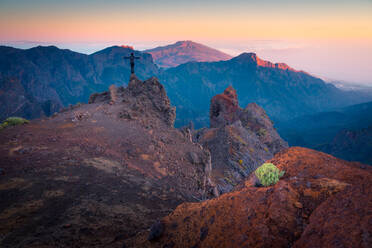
[1,42,372,135]
[277,101,372,164]
[278,101,372,146]
[319,125,372,165]
[0,45,157,120]
[144,40,232,67]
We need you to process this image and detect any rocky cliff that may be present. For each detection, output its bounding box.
[193,86,288,193]
[0,76,216,247]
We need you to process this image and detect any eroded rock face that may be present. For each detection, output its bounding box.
[129,147,372,248]
[0,76,215,247]
[196,86,288,193]
[210,86,239,128]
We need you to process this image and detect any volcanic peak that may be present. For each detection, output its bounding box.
[233,52,295,71]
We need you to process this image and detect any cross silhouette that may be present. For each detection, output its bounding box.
[124,53,140,74]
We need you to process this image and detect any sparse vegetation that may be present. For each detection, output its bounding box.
[0,117,29,130]
[257,128,267,137]
[254,163,285,187]
[224,172,237,186]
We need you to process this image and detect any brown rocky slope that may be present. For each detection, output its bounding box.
[130,147,372,248]
[0,75,216,247]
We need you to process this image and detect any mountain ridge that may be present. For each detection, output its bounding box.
[231,52,299,72]
[144,40,232,67]
[0,45,158,121]
[1,43,371,130]
[159,52,372,128]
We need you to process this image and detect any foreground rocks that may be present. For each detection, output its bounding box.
[194,86,288,193]
[129,147,372,248]
[0,76,216,247]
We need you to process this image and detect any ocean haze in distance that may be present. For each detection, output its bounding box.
[2,39,371,86]
[1,0,371,85]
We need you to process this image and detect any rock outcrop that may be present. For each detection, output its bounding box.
[129,147,372,248]
[210,86,239,128]
[89,75,176,127]
[194,86,288,193]
[0,76,216,247]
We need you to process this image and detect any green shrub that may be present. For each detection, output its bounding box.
[0,117,29,130]
[254,163,285,187]
[257,128,267,137]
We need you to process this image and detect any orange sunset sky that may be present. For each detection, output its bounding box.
[1,0,371,84]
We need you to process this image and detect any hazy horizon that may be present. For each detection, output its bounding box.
[1,0,371,85]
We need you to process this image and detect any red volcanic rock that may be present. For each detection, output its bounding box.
[210,86,239,128]
[129,147,372,248]
[120,45,134,50]
[232,52,298,72]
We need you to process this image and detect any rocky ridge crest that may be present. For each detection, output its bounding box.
[0,75,216,247]
[89,75,176,127]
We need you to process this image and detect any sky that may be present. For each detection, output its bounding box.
[0,0,371,84]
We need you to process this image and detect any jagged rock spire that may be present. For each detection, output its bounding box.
[210,86,239,128]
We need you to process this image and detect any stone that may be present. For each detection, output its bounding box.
[147,220,165,241]
[210,86,239,128]
[187,152,201,164]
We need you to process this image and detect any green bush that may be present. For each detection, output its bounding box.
[257,128,267,137]
[0,117,29,130]
[254,163,285,187]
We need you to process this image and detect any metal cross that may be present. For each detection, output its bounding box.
[124,53,140,74]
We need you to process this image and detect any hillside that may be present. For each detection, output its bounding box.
[0,75,370,247]
[129,147,372,248]
[160,52,372,128]
[144,41,232,68]
[0,76,217,247]
[277,101,372,163]
[319,125,372,165]
[0,76,290,247]
[0,45,158,121]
